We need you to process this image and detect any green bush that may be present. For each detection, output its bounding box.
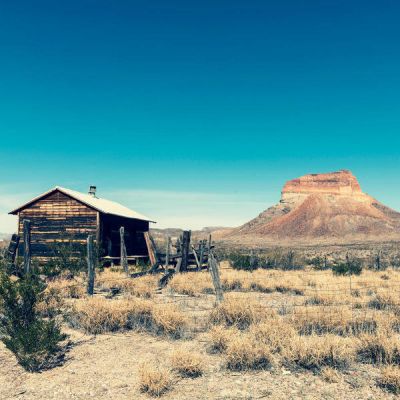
[0,272,67,371]
[332,256,362,276]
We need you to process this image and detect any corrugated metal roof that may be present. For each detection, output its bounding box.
[9,186,155,222]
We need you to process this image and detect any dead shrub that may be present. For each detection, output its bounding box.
[208,325,237,353]
[225,333,273,371]
[120,275,158,298]
[171,348,204,378]
[168,272,212,296]
[284,334,354,370]
[139,361,172,397]
[209,296,264,329]
[357,333,400,364]
[151,304,188,339]
[320,366,341,383]
[68,297,153,334]
[249,318,296,354]
[378,366,400,394]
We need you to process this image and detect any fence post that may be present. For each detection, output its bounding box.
[165,236,170,270]
[6,234,20,264]
[180,230,191,272]
[207,234,212,270]
[87,234,95,295]
[208,252,224,303]
[198,240,205,271]
[23,220,31,275]
[120,226,129,276]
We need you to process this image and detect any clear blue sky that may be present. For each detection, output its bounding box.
[1,1,400,232]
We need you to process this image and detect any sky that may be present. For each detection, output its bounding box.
[1,0,400,232]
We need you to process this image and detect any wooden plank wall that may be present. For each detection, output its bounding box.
[18,191,98,257]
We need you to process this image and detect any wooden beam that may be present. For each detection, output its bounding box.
[180,230,191,272]
[23,220,31,275]
[120,226,129,276]
[87,234,95,295]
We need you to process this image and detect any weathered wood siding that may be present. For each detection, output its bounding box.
[18,191,98,257]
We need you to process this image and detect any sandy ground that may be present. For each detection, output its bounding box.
[0,327,396,400]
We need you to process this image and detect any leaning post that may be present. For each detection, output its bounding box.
[120,226,129,276]
[87,234,95,295]
[208,252,224,304]
[23,219,31,275]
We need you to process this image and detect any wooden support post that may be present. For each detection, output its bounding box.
[198,240,205,270]
[87,234,95,295]
[208,252,223,303]
[120,226,129,276]
[207,234,212,270]
[6,234,20,264]
[191,245,200,269]
[180,230,191,272]
[23,220,31,275]
[144,232,157,266]
[165,236,170,269]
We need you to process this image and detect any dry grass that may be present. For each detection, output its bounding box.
[170,348,204,377]
[151,304,188,339]
[47,278,86,299]
[320,366,341,383]
[68,297,152,334]
[209,295,266,329]
[357,332,400,364]
[224,333,274,371]
[138,361,172,397]
[169,272,213,296]
[96,270,158,298]
[249,318,296,354]
[284,334,354,370]
[68,297,187,338]
[378,365,400,394]
[208,325,237,353]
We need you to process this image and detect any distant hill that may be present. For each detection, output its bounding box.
[220,170,400,244]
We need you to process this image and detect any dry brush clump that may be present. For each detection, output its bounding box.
[138,361,173,397]
[283,334,354,371]
[320,366,341,383]
[224,333,274,371]
[68,297,188,338]
[209,295,267,329]
[152,303,189,339]
[96,271,158,298]
[378,366,400,394]
[47,278,86,299]
[168,272,213,296]
[208,325,237,353]
[357,332,400,365]
[170,348,204,377]
[249,317,296,354]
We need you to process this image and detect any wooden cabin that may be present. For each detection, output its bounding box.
[9,186,155,260]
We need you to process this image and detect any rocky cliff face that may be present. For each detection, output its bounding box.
[227,170,400,241]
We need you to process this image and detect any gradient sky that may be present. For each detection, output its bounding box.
[1,1,400,232]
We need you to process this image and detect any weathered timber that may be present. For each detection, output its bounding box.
[209,252,223,303]
[120,226,129,276]
[198,240,205,271]
[144,232,157,266]
[207,234,212,269]
[23,220,31,275]
[191,245,200,269]
[6,234,20,263]
[165,236,170,269]
[87,235,95,295]
[180,230,191,272]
